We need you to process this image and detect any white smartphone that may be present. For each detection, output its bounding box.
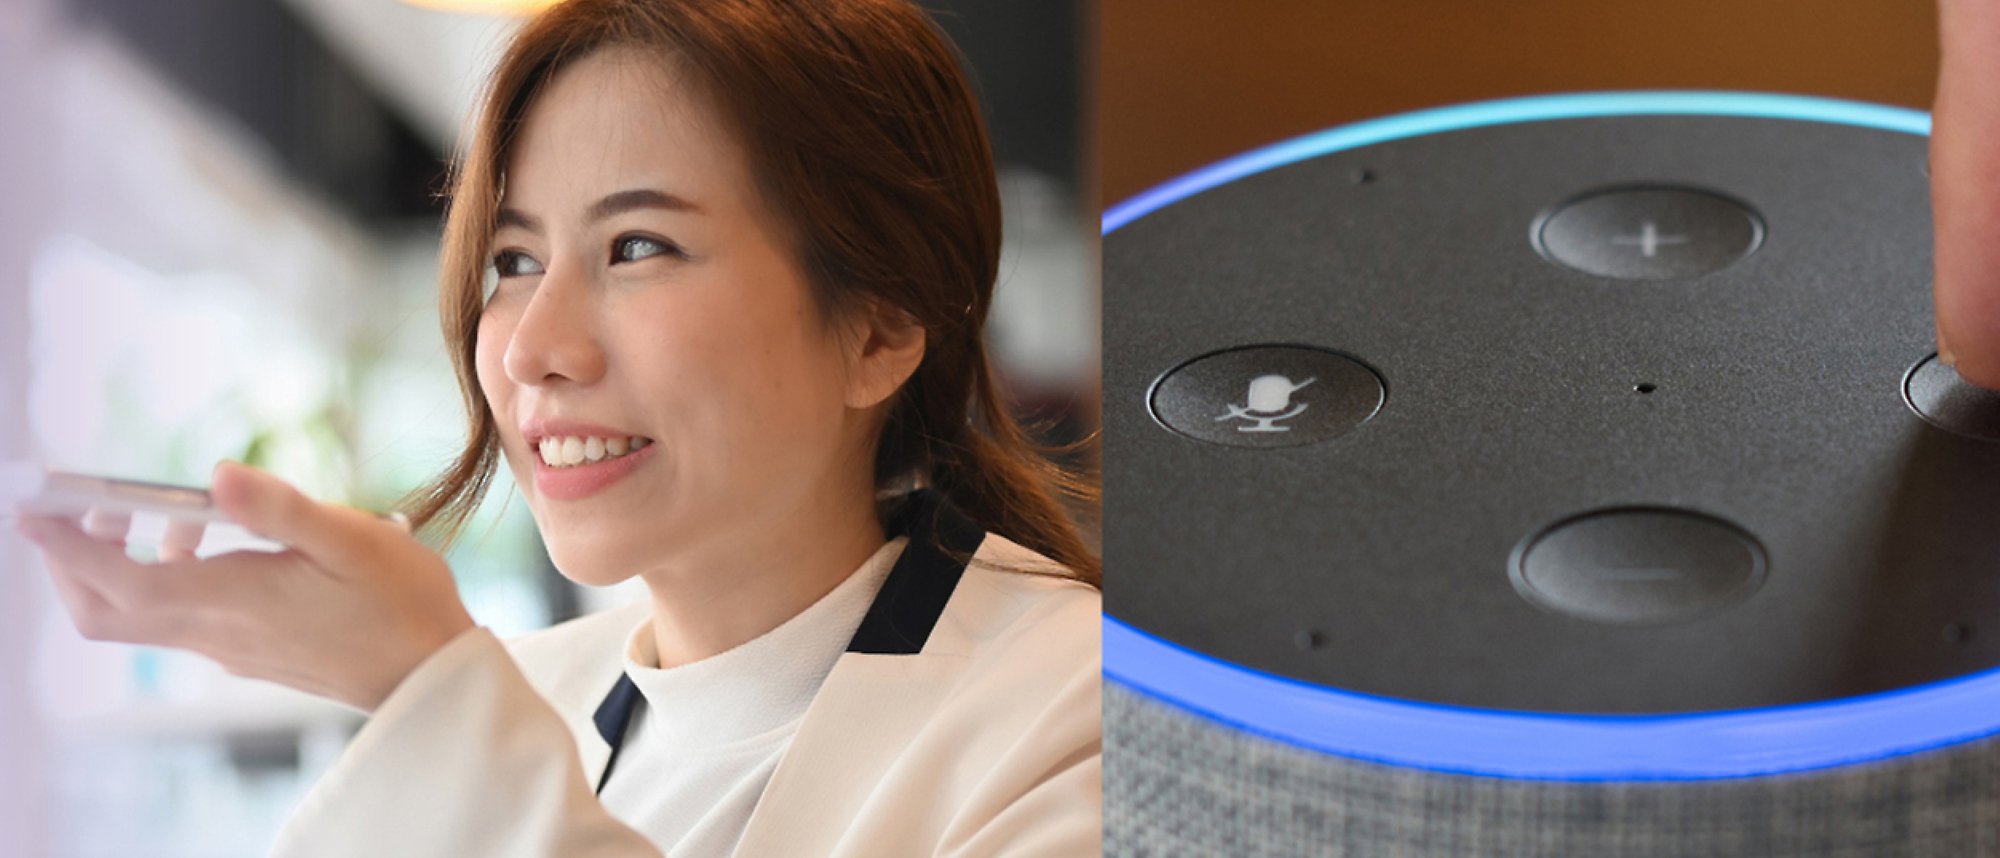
[1,461,408,553]
[2,461,233,523]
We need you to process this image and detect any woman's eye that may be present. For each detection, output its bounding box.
[490,250,544,278]
[614,235,683,264]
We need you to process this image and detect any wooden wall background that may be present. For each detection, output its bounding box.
[1097,0,1941,209]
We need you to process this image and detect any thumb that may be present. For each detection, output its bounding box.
[1933,0,2000,389]
[210,460,368,569]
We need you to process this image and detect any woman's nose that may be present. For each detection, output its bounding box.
[501,259,607,387]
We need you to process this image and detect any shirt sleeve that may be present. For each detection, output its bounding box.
[269,626,663,858]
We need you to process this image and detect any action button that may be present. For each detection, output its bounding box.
[1510,508,1767,624]
[1536,186,1764,280]
[1905,353,2000,442]
[1149,346,1384,448]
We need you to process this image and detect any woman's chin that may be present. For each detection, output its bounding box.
[539,535,644,590]
[557,566,642,590]
[527,484,689,589]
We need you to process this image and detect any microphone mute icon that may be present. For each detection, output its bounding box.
[1217,374,1315,432]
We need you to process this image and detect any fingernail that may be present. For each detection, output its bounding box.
[1940,335,1959,368]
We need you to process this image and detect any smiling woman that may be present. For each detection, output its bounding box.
[309,1,1102,853]
[468,43,928,609]
[414,3,1100,594]
[12,0,1099,856]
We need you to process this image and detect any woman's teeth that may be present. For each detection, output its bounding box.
[538,435,652,468]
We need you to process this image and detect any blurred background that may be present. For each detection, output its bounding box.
[0,1,1093,855]
[1100,0,1940,208]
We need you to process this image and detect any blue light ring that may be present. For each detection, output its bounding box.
[1102,90,1930,235]
[1107,617,2000,781]
[1103,90,1966,781]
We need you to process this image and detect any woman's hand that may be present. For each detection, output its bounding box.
[1932,0,2000,389]
[10,460,476,713]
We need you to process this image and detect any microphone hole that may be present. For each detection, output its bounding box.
[1634,382,1657,394]
[1294,629,1326,650]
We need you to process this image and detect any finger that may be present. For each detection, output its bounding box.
[82,508,132,546]
[13,518,115,621]
[207,460,374,572]
[158,517,208,563]
[21,514,151,599]
[17,515,175,642]
[8,507,81,530]
[41,565,121,643]
[1932,0,2000,389]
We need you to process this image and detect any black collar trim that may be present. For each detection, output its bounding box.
[590,489,985,792]
[845,488,988,655]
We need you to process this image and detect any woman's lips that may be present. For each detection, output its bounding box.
[533,440,656,501]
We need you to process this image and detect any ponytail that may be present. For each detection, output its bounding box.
[925,360,1101,589]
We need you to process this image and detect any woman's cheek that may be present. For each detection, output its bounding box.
[472,315,510,399]
[472,318,523,470]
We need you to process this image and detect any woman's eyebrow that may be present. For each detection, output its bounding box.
[587,188,703,222]
[495,188,704,234]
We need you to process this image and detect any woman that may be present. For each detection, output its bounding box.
[12,0,1102,854]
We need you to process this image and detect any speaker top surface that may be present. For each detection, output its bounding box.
[1103,92,2000,778]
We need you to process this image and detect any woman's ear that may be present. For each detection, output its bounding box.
[843,300,927,410]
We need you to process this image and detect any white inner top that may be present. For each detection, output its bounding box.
[596,536,908,856]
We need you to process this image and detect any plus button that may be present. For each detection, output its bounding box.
[1610,221,1689,258]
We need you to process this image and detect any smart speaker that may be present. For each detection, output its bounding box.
[1102,92,2000,857]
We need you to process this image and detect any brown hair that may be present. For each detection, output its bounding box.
[396,0,1100,589]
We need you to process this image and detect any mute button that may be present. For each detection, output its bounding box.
[1147,345,1385,448]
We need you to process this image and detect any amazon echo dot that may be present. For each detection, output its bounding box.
[1102,92,2000,857]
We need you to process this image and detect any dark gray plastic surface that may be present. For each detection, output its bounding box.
[1104,115,2000,714]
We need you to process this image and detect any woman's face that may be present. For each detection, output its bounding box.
[474,47,883,586]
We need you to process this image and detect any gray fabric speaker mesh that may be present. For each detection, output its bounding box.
[1106,684,2000,857]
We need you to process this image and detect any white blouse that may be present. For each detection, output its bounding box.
[596,537,908,856]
